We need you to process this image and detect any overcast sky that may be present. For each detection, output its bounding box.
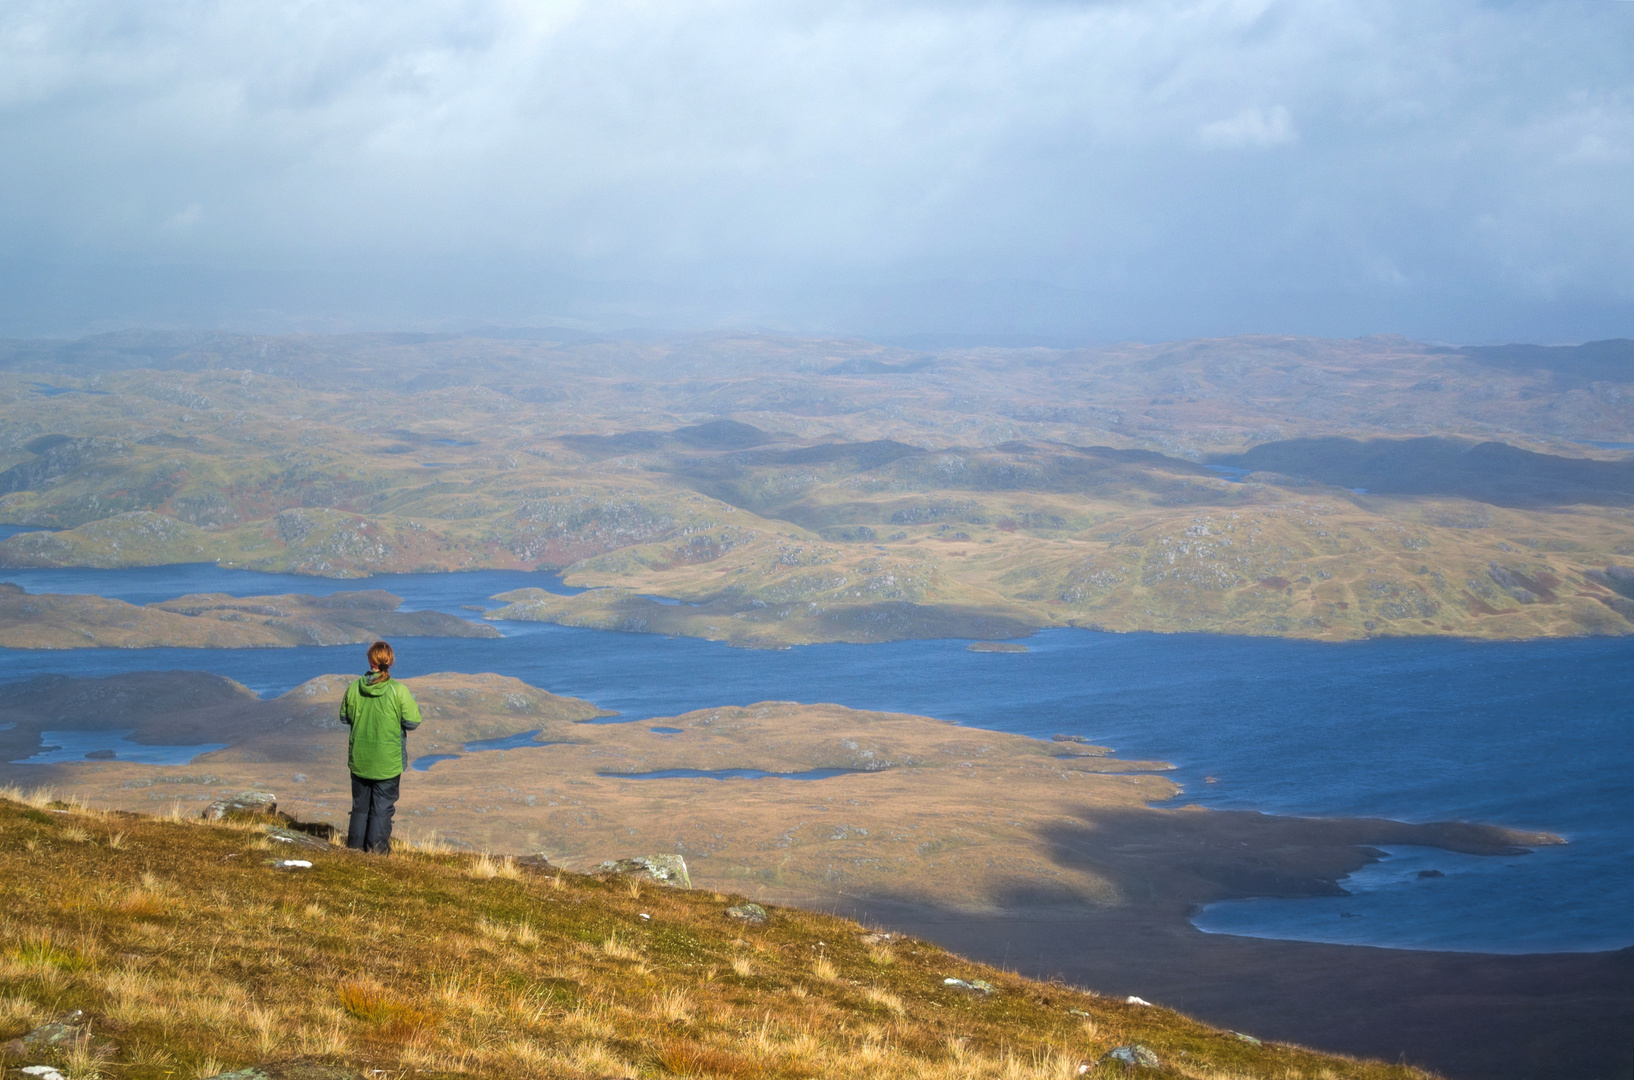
[1,0,1631,344]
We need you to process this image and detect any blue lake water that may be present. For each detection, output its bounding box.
[0,564,1630,954]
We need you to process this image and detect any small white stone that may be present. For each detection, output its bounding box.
[279,859,313,869]
[23,1067,67,1080]
[1125,995,1152,1006]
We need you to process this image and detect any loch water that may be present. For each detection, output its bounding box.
[1,563,1630,955]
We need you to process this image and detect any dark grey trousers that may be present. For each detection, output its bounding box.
[348,773,400,853]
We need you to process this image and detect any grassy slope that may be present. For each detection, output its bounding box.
[0,791,1434,1080]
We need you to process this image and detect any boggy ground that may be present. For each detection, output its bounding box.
[0,791,1443,1080]
[3,671,1626,1079]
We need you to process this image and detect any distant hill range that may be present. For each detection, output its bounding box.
[1439,338,1633,385]
[1213,436,1634,508]
[1,329,1631,643]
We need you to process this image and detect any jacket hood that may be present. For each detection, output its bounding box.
[357,673,393,697]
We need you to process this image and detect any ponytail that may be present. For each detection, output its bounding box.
[366,640,395,680]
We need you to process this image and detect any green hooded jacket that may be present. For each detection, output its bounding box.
[339,674,423,780]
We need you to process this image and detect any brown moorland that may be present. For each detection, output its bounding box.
[0,331,1630,643]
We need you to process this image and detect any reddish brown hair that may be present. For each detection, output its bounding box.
[367,640,395,677]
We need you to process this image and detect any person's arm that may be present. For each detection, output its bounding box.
[339,683,354,727]
[397,685,422,732]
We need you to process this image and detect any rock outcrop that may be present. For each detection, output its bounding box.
[596,854,691,888]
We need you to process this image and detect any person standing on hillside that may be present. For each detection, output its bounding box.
[340,640,422,854]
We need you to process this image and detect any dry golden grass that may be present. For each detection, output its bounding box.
[112,889,167,921]
[0,785,58,809]
[467,852,521,879]
[0,992,41,1025]
[0,795,1435,1080]
[475,915,538,946]
[654,987,694,1024]
[865,985,907,1014]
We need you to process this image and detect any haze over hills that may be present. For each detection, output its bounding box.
[1,330,1630,644]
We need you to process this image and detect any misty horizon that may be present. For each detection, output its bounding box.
[3,0,1632,344]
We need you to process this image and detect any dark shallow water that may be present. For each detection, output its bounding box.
[0,564,1630,954]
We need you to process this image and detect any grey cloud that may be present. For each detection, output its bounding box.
[0,0,1631,341]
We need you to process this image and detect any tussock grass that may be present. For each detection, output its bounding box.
[865,985,907,1013]
[0,785,60,809]
[0,795,1433,1080]
[467,852,520,880]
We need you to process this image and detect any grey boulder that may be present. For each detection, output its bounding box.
[596,854,691,888]
[202,791,278,820]
[725,902,768,924]
[1100,1044,1160,1068]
